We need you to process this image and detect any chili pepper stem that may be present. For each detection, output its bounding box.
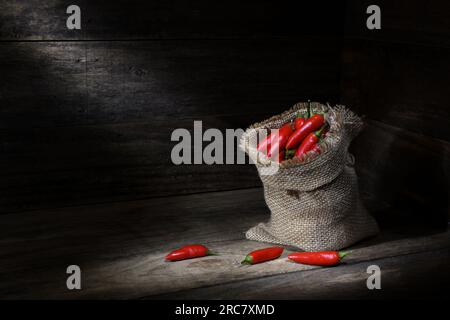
[307,100,311,118]
[207,250,218,256]
[241,256,253,265]
[285,149,296,160]
[314,125,327,138]
[338,251,349,260]
[296,112,305,119]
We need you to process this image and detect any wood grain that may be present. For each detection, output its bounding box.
[0,38,340,211]
[153,248,450,299]
[344,0,450,48]
[0,188,448,299]
[0,1,344,40]
[352,120,450,227]
[341,39,450,141]
[341,2,450,226]
[0,116,268,213]
[0,39,340,129]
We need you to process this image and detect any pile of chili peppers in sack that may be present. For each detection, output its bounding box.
[163,103,354,267]
[257,101,328,162]
[165,245,349,267]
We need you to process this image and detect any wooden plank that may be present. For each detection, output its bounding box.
[153,248,450,299]
[84,39,340,125]
[0,1,344,40]
[0,42,87,129]
[0,115,262,175]
[0,116,266,213]
[341,39,450,142]
[352,120,450,227]
[0,189,267,266]
[0,165,262,213]
[344,0,450,48]
[0,188,268,298]
[0,188,448,299]
[0,39,340,129]
[0,38,340,211]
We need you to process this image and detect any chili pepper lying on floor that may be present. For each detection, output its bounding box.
[241,247,284,265]
[294,126,326,158]
[288,251,349,266]
[285,113,325,149]
[257,123,293,157]
[165,244,210,261]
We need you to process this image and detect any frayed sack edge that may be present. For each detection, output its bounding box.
[239,102,364,169]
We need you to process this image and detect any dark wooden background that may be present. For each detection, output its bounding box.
[342,0,450,228]
[0,1,448,228]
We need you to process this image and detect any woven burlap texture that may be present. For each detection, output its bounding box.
[240,102,379,251]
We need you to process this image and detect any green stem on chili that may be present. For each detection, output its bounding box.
[307,100,311,118]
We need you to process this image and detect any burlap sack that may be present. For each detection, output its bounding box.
[240,102,379,251]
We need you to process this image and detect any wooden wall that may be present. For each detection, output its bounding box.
[342,0,450,227]
[2,1,448,228]
[0,1,344,212]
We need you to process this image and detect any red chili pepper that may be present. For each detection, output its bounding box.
[165,244,210,261]
[257,123,293,157]
[294,113,307,130]
[288,251,349,266]
[285,114,325,149]
[241,247,284,265]
[294,126,326,158]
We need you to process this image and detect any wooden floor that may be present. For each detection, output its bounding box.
[0,188,449,299]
